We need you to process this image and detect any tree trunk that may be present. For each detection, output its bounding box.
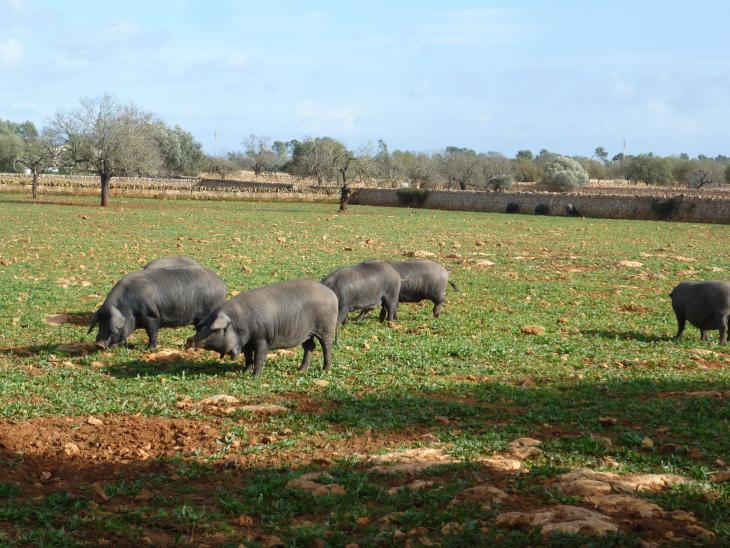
[339,167,350,213]
[31,171,38,199]
[100,173,111,207]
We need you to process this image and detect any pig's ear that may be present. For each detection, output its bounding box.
[209,313,231,331]
[110,307,126,331]
[87,312,99,334]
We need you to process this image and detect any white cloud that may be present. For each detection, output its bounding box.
[0,37,23,65]
[295,100,359,135]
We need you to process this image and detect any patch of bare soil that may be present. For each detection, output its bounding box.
[0,415,223,465]
[45,312,94,326]
[368,447,458,474]
[617,303,649,313]
[176,394,289,416]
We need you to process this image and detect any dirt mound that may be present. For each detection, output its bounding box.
[0,415,223,463]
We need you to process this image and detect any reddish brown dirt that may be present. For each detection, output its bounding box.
[0,415,224,464]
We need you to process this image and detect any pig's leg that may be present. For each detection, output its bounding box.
[354,308,372,322]
[719,314,728,345]
[316,334,333,371]
[337,306,349,326]
[144,319,161,349]
[299,338,316,371]
[673,311,686,340]
[243,346,254,372]
[251,339,269,377]
[433,299,444,318]
[700,330,707,341]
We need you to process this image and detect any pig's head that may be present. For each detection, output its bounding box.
[88,306,133,349]
[191,311,243,358]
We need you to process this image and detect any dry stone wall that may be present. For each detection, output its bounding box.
[349,188,730,224]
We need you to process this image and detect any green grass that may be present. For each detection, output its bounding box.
[0,193,728,546]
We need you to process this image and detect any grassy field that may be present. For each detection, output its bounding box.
[0,193,728,547]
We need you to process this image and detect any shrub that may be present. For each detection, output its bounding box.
[535,203,550,215]
[651,197,683,220]
[396,188,429,208]
[488,174,514,191]
[541,156,589,191]
[506,202,520,213]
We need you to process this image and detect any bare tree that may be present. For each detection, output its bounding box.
[243,135,278,176]
[52,94,160,206]
[438,147,482,190]
[15,129,59,199]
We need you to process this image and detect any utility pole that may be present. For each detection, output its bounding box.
[213,130,218,156]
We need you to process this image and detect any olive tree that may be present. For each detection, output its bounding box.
[682,160,725,189]
[541,156,589,191]
[243,135,279,176]
[15,128,59,199]
[52,94,161,206]
[286,136,348,184]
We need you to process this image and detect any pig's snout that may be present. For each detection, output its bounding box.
[185,336,197,350]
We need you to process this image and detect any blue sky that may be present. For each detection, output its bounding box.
[1,0,728,157]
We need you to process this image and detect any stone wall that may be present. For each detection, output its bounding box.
[349,188,730,224]
[0,183,338,203]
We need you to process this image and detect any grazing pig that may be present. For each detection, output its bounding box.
[89,267,227,349]
[190,280,338,377]
[355,259,458,321]
[321,260,400,325]
[670,280,730,344]
[144,256,202,269]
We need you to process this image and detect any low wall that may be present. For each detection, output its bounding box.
[0,183,338,203]
[350,188,730,224]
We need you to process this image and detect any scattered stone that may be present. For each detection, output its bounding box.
[556,469,689,496]
[481,455,524,473]
[598,416,618,426]
[312,379,330,387]
[473,259,495,268]
[63,442,80,456]
[496,505,618,537]
[369,448,457,474]
[586,494,664,518]
[520,325,545,336]
[449,485,509,508]
[143,349,181,362]
[236,515,254,526]
[286,472,345,496]
[387,479,435,496]
[641,437,654,449]
[87,416,104,427]
[404,250,437,258]
[355,516,371,527]
[616,260,644,268]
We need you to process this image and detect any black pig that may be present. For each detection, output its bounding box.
[144,256,202,269]
[321,260,401,325]
[191,280,338,377]
[670,280,730,344]
[89,267,226,349]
